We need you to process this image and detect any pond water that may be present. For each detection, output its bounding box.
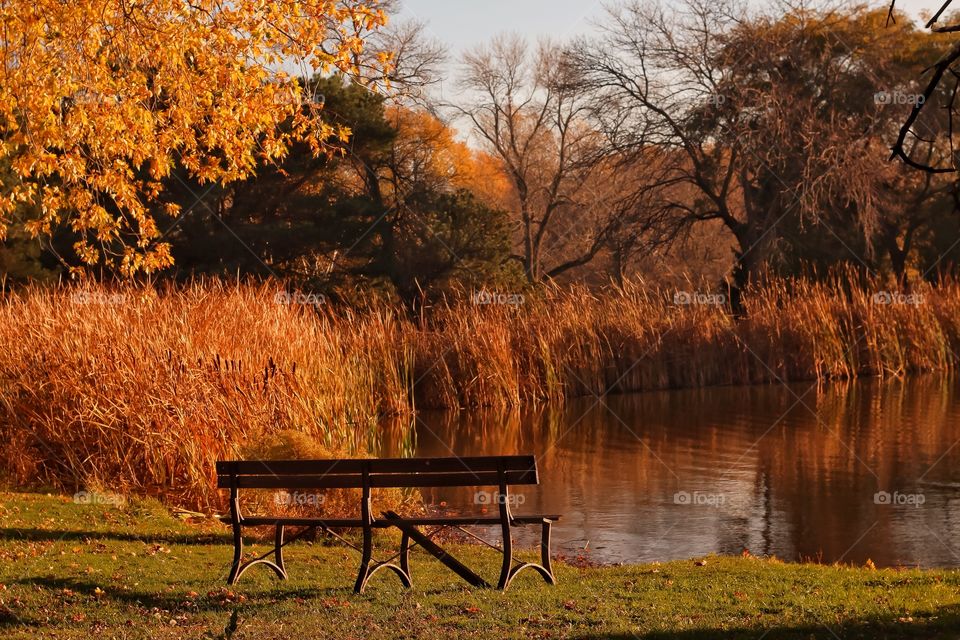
[398,375,960,567]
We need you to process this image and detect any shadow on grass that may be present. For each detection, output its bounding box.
[0,527,229,545]
[0,607,40,629]
[2,574,352,623]
[570,604,960,639]
[5,574,960,639]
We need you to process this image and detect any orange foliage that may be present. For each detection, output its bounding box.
[0,0,389,275]
[384,106,512,209]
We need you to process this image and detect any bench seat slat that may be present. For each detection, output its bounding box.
[216,455,536,478]
[217,460,366,476]
[220,515,561,527]
[234,517,368,527]
[385,515,561,525]
[217,473,362,489]
[376,456,535,474]
[218,469,538,489]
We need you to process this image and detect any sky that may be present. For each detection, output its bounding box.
[397,0,601,54]
[397,0,950,135]
[397,0,949,62]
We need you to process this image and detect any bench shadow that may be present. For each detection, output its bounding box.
[4,574,352,621]
[8,573,959,638]
[569,604,960,639]
[0,527,229,545]
[0,608,41,629]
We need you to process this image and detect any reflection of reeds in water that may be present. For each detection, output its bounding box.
[2,273,960,509]
[760,376,960,488]
[552,376,960,504]
[426,377,960,564]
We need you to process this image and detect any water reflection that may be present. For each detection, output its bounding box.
[390,375,960,567]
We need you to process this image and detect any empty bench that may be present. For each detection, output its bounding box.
[216,455,561,592]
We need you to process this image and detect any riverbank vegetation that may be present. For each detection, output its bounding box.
[1,274,959,508]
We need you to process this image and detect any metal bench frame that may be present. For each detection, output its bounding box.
[216,455,560,592]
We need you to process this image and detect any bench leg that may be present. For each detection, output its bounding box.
[400,532,411,579]
[353,522,374,594]
[540,520,556,585]
[227,520,243,585]
[498,520,557,590]
[354,520,412,593]
[275,524,286,578]
[226,524,288,585]
[497,513,513,590]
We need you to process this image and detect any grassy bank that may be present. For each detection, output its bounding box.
[0,492,958,639]
[1,276,960,508]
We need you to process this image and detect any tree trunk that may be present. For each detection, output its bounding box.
[883,226,911,287]
[613,248,627,288]
[729,223,773,316]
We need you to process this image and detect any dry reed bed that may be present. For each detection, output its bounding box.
[0,276,957,508]
[0,283,413,509]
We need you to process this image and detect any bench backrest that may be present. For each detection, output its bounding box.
[216,455,539,490]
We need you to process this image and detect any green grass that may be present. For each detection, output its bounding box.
[1,493,960,639]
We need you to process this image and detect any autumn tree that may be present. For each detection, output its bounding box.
[0,0,388,276]
[451,35,628,283]
[350,104,517,296]
[573,0,952,293]
[599,152,706,286]
[888,0,960,172]
[157,75,393,280]
[363,15,447,106]
[157,75,515,299]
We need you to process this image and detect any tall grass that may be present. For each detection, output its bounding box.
[1,274,958,508]
[0,282,414,509]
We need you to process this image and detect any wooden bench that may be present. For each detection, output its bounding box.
[216,455,560,592]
